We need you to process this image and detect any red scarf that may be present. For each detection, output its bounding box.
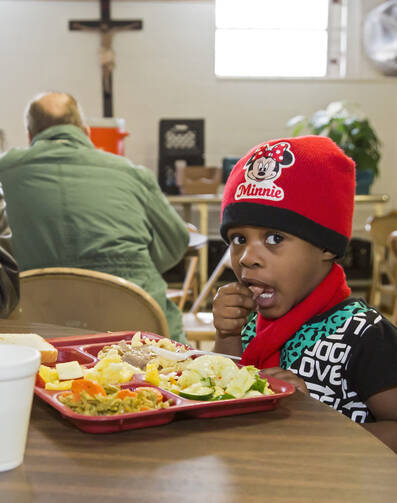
[240,263,351,369]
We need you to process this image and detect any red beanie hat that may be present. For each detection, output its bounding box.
[220,136,356,257]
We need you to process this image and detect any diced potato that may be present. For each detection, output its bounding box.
[118,362,135,383]
[45,380,73,391]
[83,368,101,383]
[99,362,133,385]
[145,363,160,386]
[55,361,83,380]
[83,358,136,385]
[39,364,59,384]
[95,354,121,370]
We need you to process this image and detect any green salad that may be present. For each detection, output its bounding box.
[158,355,274,401]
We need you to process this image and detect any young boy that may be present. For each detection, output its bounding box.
[214,136,397,452]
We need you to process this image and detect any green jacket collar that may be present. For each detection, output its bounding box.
[31,125,94,149]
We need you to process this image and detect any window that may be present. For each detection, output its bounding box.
[215,0,347,78]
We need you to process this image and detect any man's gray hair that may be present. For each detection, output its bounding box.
[24,92,87,139]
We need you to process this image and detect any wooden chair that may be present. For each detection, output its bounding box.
[365,210,397,310]
[166,254,200,311]
[182,247,233,349]
[8,267,170,337]
[167,229,208,312]
[387,230,397,324]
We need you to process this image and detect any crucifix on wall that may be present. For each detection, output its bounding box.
[69,0,143,117]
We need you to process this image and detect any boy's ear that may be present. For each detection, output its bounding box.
[322,249,337,262]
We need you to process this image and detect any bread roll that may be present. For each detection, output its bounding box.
[0,333,58,363]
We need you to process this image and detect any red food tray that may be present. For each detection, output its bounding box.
[35,331,295,433]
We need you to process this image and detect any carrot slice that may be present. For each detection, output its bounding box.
[71,378,106,401]
[116,389,138,399]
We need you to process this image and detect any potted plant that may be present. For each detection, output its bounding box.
[287,101,381,194]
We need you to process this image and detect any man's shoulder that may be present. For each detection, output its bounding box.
[106,156,158,185]
[94,151,153,178]
[0,147,30,171]
[0,136,157,190]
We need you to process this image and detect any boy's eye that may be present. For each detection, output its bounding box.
[230,234,246,245]
[265,233,284,245]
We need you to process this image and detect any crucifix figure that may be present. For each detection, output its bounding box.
[69,0,143,117]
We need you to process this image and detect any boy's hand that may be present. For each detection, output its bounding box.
[260,367,309,394]
[213,282,256,337]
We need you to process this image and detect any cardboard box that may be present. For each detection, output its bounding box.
[176,166,222,195]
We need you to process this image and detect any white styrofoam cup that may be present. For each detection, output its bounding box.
[0,344,41,471]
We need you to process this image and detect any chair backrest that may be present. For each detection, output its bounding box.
[388,231,397,257]
[190,247,232,314]
[9,267,170,337]
[365,211,397,248]
[365,211,397,306]
[366,211,397,279]
[388,231,397,325]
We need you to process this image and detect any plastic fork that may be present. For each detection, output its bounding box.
[149,346,241,362]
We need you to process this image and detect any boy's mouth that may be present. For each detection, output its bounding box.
[245,280,277,309]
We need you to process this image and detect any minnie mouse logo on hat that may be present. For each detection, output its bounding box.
[235,142,295,201]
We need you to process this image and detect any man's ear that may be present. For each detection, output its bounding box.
[83,125,91,137]
[322,249,337,262]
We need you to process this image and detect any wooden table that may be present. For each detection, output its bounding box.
[0,321,396,502]
[168,194,390,291]
[187,230,208,252]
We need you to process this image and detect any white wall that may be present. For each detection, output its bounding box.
[1,0,396,213]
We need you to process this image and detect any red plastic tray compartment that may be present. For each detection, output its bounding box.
[35,330,295,433]
[52,346,97,365]
[180,375,292,418]
[35,383,183,434]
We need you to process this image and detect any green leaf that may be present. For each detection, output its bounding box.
[291,123,306,137]
[211,393,235,401]
[248,374,267,393]
[286,101,381,178]
[328,126,343,145]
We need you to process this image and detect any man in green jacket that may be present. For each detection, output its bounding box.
[0,92,190,342]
